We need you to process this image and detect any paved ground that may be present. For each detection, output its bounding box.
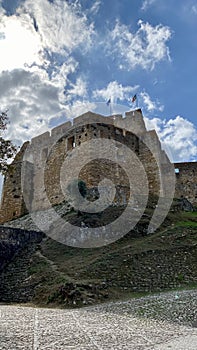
[1,292,197,349]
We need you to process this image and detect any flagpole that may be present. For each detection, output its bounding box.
[107,97,112,115]
[132,94,138,109]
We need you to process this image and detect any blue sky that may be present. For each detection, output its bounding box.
[0,0,197,162]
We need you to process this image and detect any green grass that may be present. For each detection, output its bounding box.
[24,205,197,307]
[181,211,197,218]
[175,221,197,227]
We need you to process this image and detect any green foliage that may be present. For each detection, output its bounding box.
[176,273,184,282]
[0,110,17,174]
[175,221,197,228]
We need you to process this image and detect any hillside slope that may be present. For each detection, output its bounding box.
[0,205,196,307]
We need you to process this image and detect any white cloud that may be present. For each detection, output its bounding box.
[0,0,195,167]
[0,13,43,72]
[0,0,94,73]
[67,77,88,99]
[60,100,97,120]
[0,65,96,145]
[0,69,61,143]
[109,20,172,71]
[145,115,197,162]
[18,0,94,55]
[93,81,138,103]
[0,0,5,15]
[140,91,164,112]
[192,4,197,14]
[180,2,197,22]
[89,0,101,15]
[0,0,96,145]
[50,58,78,103]
[141,0,156,11]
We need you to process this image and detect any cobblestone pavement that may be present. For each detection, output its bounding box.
[0,294,197,350]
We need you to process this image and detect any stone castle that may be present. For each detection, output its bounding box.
[0,109,196,224]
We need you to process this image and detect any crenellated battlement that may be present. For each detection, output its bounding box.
[28,109,147,157]
[0,109,196,224]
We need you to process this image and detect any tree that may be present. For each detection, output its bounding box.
[0,111,17,174]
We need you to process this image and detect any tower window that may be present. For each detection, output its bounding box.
[67,136,75,150]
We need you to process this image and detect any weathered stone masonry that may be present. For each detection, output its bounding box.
[0,109,196,224]
[174,162,197,204]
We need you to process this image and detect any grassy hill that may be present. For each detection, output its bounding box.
[21,206,197,308]
[0,197,197,307]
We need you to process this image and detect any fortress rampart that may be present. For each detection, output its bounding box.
[0,109,196,224]
[174,162,197,204]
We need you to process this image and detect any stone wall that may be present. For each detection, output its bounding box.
[0,109,182,224]
[174,162,197,206]
[0,226,44,272]
[0,226,44,302]
[44,122,160,210]
[87,246,197,292]
[0,143,30,223]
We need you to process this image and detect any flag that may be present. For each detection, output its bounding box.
[132,94,137,103]
[106,98,111,106]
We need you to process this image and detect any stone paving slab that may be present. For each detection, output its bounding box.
[152,334,197,350]
[0,303,197,350]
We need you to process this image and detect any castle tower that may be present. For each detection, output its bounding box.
[0,142,29,223]
[0,110,176,224]
[113,108,147,135]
